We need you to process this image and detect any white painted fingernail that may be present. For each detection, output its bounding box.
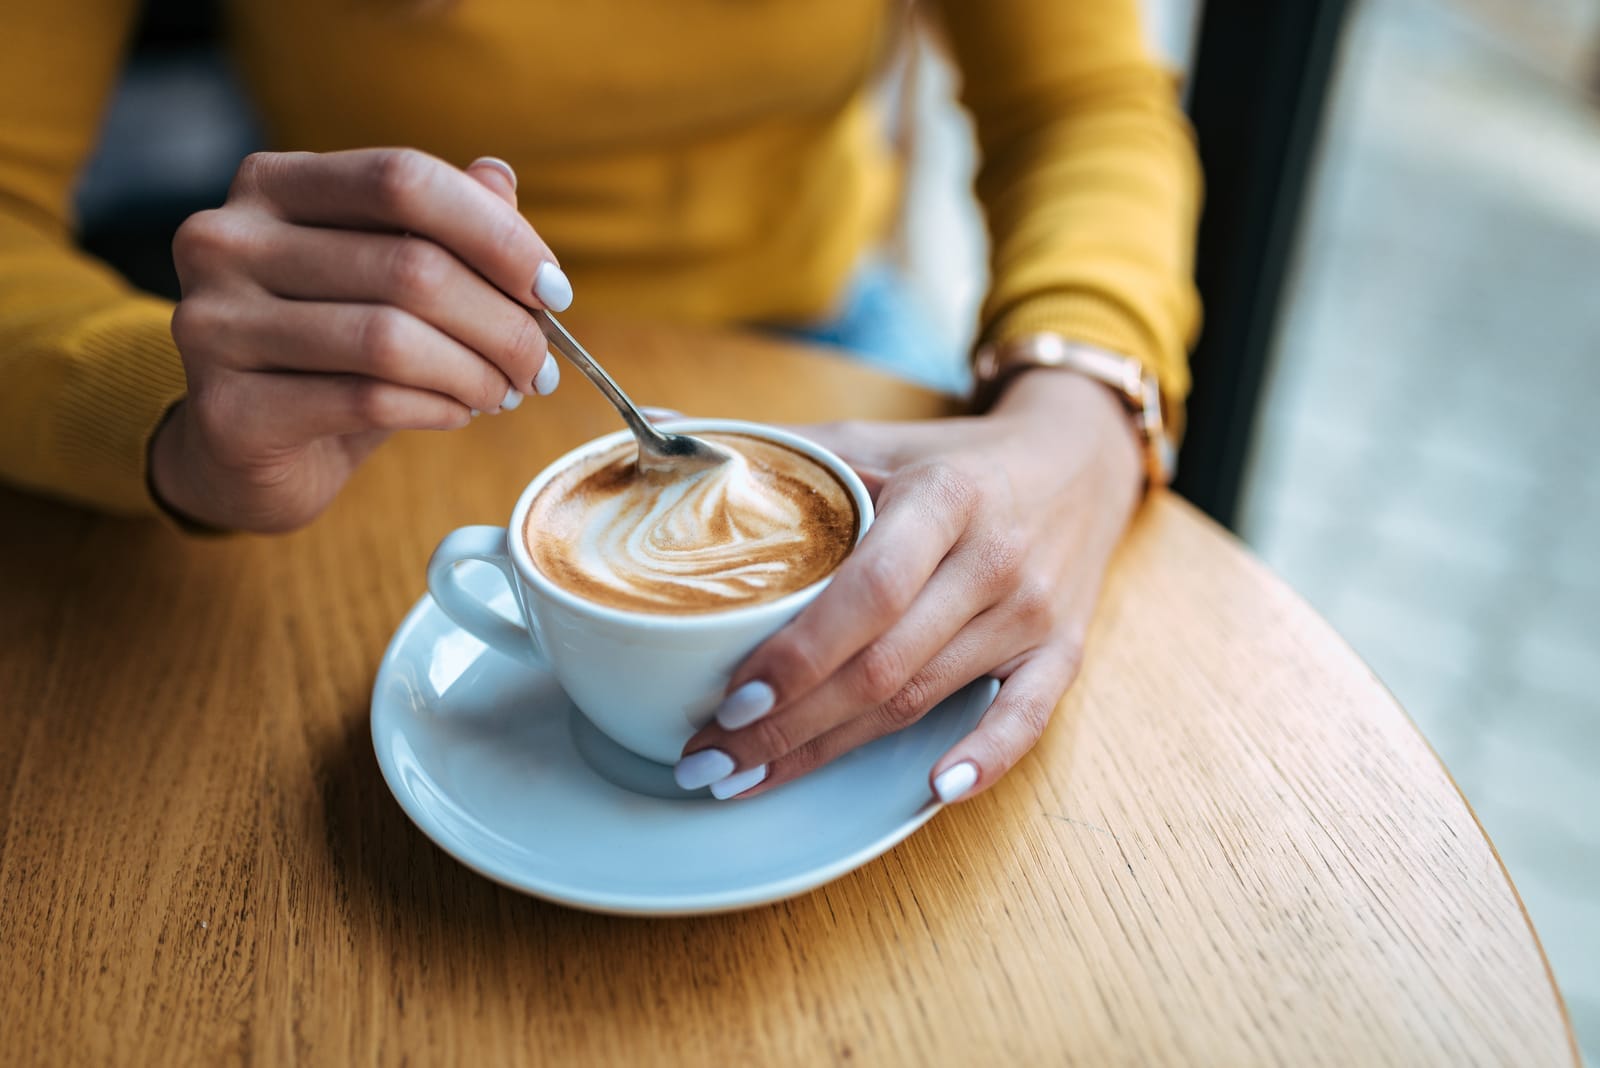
[933,761,978,804]
[470,408,481,417]
[674,748,735,791]
[715,680,776,730]
[533,261,573,312]
[532,353,560,396]
[469,156,517,191]
[500,387,523,411]
[710,764,767,801]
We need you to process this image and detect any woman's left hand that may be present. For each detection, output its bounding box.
[675,368,1147,802]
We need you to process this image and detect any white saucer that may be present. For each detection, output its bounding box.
[371,563,998,916]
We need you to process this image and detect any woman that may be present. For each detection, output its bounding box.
[0,1,1199,804]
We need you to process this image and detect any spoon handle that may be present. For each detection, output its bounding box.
[532,309,673,453]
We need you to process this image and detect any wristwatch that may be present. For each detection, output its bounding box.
[972,332,1176,487]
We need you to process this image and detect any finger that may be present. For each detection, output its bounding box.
[718,462,980,720]
[241,222,555,396]
[687,540,1000,772]
[195,370,470,449]
[465,156,518,207]
[724,605,1024,798]
[176,296,516,413]
[459,158,561,395]
[927,647,1082,804]
[231,148,574,312]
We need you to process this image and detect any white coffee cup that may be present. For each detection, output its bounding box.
[426,419,874,765]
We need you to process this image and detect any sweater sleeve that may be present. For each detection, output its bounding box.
[0,2,188,515]
[930,0,1202,407]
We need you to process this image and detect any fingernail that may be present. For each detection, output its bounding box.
[532,353,560,396]
[933,761,978,804]
[710,764,768,801]
[470,408,481,417]
[533,261,573,312]
[715,680,776,730]
[500,388,523,411]
[469,156,517,191]
[674,748,735,791]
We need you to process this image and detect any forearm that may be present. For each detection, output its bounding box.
[0,0,186,515]
[975,95,1202,402]
[933,0,1202,408]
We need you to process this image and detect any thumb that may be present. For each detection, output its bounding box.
[773,422,895,499]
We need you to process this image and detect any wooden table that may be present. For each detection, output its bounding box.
[0,319,1578,1066]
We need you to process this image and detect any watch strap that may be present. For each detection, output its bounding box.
[972,333,1175,486]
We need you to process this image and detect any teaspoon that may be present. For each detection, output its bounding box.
[532,309,733,476]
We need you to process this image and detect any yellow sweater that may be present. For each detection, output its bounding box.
[0,0,1200,515]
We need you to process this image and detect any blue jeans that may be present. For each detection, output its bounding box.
[768,262,972,396]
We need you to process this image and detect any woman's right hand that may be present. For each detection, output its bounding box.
[150,148,569,532]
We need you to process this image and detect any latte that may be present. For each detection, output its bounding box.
[524,432,858,614]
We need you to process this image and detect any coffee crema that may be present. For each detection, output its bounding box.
[524,433,858,614]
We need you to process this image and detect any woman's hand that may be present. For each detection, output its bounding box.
[150,149,569,532]
[674,370,1146,802]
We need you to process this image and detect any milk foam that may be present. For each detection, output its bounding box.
[526,433,856,614]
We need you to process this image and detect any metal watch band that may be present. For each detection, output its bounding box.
[971,333,1175,487]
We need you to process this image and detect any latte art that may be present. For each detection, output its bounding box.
[525,433,858,614]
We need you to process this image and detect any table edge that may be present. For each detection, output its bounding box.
[1153,492,1581,1063]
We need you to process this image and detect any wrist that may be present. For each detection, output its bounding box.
[990,367,1144,490]
[974,333,1172,487]
[147,402,222,532]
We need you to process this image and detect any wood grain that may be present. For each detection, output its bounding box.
[0,317,1578,1066]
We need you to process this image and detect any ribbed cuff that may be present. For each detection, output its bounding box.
[53,298,187,516]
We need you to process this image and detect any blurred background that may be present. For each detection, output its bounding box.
[75,0,1600,1059]
[1240,10,1599,1062]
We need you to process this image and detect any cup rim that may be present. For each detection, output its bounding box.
[507,418,874,628]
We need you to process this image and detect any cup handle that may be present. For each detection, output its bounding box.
[426,525,546,669]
